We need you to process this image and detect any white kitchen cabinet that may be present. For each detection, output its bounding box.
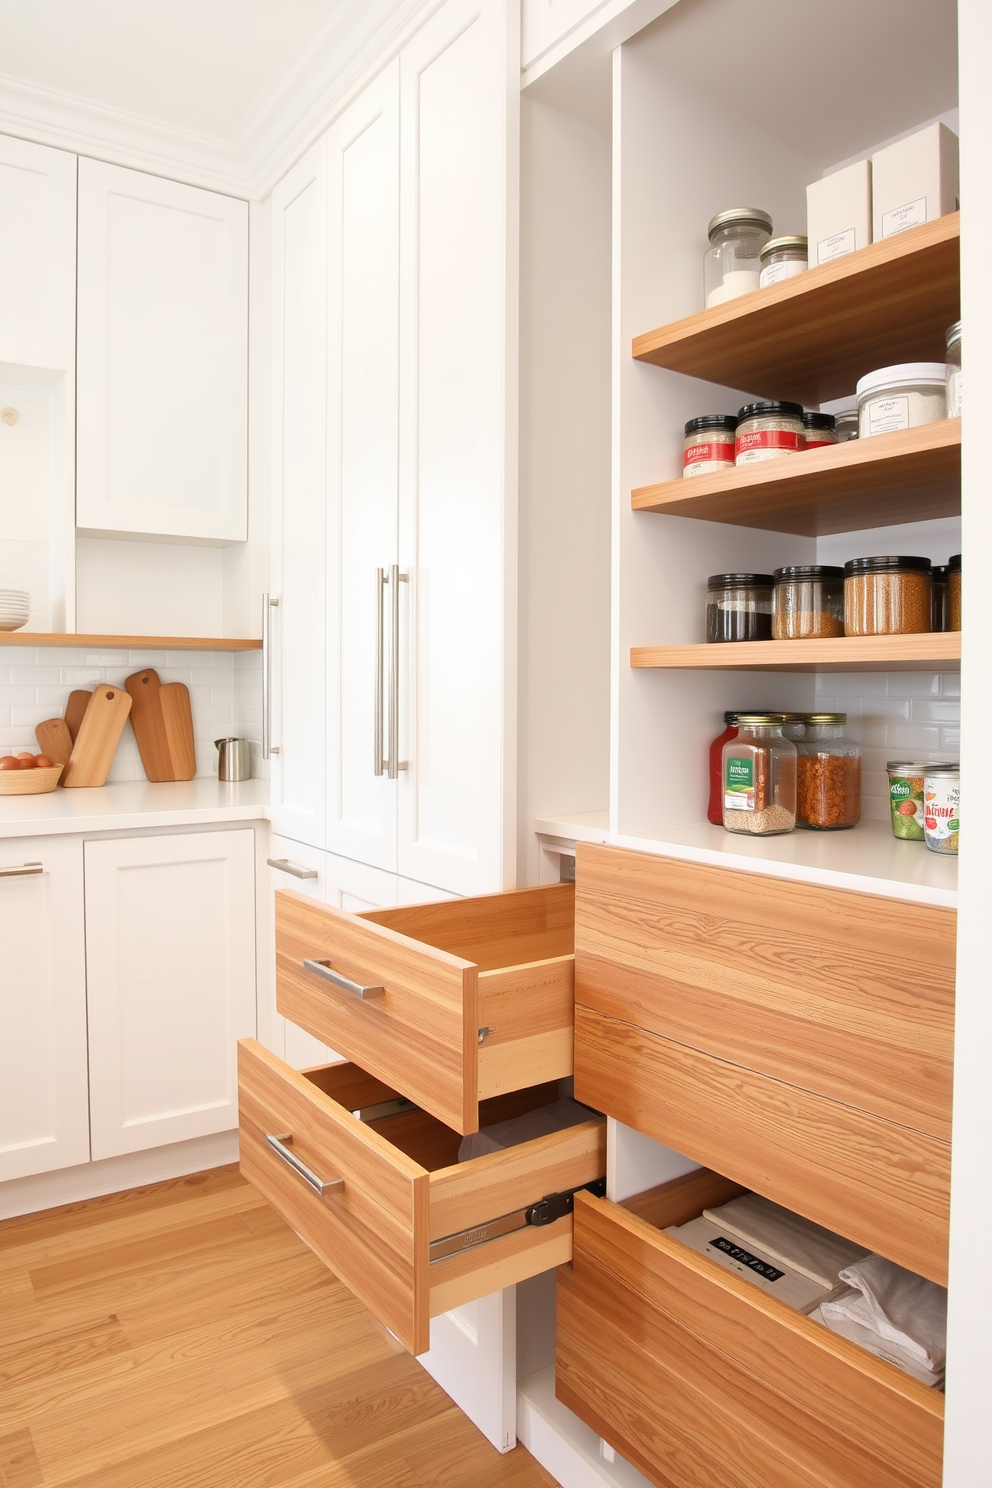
[268,139,328,849]
[84,830,256,1159]
[0,838,89,1183]
[76,159,248,544]
[0,135,76,370]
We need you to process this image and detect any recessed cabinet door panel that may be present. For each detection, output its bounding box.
[270,140,329,849]
[325,63,401,871]
[76,159,248,543]
[0,135,76,369]
[0,837,89,1181]
[85,830,256,1159]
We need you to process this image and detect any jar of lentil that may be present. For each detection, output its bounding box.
[736,402,805,465]
[795,714,861,830]
[949,553,961,631]
[843,556,933,636]
[923,764,960,854]
[946,321,962,418]
[886,761,927,840]
[772,565,845,639]
[931,565,949,630]
[704,208,772,308]
[758,235,808,288]
[706,574,774,642]
[722,714,796,836]
[802,412,837,451]
[856,363,947,438]
[683,415,738,479]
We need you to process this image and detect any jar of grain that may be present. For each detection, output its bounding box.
[949,553,961,631]
[683,415,738,478]
[923,764,960,855]
[706,573,774,642]
[758,235,808,288]
[802,412,837,450]
[736,402,805,464]
[704,208,772,308]
[843,556,933,635]
[772,565,845,639]
[722,714,796,836]
[856,363,947,438]
[795,714,861,830]
[946,322,962,418]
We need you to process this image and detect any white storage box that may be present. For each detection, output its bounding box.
[872,122,959,240]
[806,160,872,266]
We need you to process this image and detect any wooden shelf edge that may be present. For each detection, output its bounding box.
[631,634,961,673]
[0,633,262,651]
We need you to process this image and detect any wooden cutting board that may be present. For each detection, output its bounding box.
[125,669,196,782]
[35,717,74,784]
[62,685,132,788]
[65,690,93,743]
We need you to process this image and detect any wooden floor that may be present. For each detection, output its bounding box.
[0,1165,559,1488]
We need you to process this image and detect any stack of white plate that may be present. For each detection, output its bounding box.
[0,590,30,632]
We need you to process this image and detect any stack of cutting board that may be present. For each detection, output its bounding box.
[35,670,195,787]
[124,669,196,782]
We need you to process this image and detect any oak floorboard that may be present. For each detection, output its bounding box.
[0,1167,557,1488]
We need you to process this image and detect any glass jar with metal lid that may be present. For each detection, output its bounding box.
[704,208,773,309]
[683,415,737,478]
[795,714,861,830]
[706,573,773,642]
[946,321,962,418]
[802,412,837,451]
[949,553,961,630]
[736,402,805,465]
[780,713,807,741]
[844,556,932,635]
[772,565,844,639]
[722,713,797,836]
[758,235,808,288]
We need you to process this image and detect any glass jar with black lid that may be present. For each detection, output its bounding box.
[772,565,845,639]
[802,411,837,450]
[683,415,738,479]
[706,574,774,642]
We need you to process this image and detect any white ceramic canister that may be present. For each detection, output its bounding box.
[923,764,960,854]
[856,363,947,438]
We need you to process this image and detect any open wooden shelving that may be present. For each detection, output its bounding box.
[632,214,960,405]
[631,633,960,673]
[632,419,960,536]
[0,633,262,651]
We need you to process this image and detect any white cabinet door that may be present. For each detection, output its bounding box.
[85,830,256,1159]
[0,838,89,1182]
[0,135,76,370]
[76,159,248,543]
[397,0,514,896]
[269,140,328,849]
[325,63,401,872]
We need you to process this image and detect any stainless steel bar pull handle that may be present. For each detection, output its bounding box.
[265,1133,344,1198]
[302,958,386,1000]
[374,567,387,776]
[262,593,280,760]
[0,862,43,879]
[387,564,409,781]
[266,858,318,880]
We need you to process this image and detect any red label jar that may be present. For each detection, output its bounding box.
[736,401,805,464]
[683,414,738,478]
[802,411,838,450]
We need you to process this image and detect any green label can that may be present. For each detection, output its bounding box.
[886,765,925,840]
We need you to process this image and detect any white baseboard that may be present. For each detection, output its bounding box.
[0,1130,240,1219]
[517,1366,655,1488]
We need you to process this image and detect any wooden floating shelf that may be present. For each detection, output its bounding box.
[632,214,960,405]
[0,633,262,651]
[631,633,961,673]
[632,420,961,536]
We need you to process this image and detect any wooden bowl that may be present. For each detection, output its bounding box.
[0,764,63,795]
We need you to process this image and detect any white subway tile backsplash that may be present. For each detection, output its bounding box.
[816,669,960,804]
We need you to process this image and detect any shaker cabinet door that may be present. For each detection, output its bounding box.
[0,134,76,369]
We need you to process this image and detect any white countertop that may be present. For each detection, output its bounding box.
[0,778,270,839]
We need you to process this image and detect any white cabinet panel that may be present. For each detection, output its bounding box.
[85,830,256,1159]
[0,135,76,370]
[522,0,611,70]
[76,160,248,543]
[270,141,328,849]
[0,838,89,1182]
[325,62,401,871]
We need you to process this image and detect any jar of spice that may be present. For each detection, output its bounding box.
[706,574,773,642]
[772,565,845,639]
[856,363,947,438]
[833,401,859,443]
[736,402,805,465]
[722,714,796,836]
[704,208,772,308]
[946,321,962,418]
[758,235,808,288]
[802,412,837,450]
[923,764,960,854]
[949,553,961,631]
[886,761,927,840]
[683,415,738,479]
[795,714,861,830]
[843,556,932,635]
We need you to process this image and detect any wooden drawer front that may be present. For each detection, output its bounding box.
[575,845,955,1141]
[276,883,574,1134]
[576,1003,949,1284]
[557,1182,944,1488]
[238,1039,604,1356]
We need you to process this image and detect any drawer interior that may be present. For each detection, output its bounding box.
[360,881,574,970]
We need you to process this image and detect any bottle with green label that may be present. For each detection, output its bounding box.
[722,713,797,836]
[886,761,927,840]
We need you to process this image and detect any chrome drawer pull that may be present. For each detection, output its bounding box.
[265,1133,344,1198]
[0,862,43,879]
[267,858,318,880]
[302,958,385,1000]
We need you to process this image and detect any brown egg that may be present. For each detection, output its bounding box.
[0,756,19,771]
[17,755,38,768]
[34,754,53,769]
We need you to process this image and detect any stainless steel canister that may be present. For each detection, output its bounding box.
[215,737,251,782]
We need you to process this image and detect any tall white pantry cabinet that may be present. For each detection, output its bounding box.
[269,0,517,899]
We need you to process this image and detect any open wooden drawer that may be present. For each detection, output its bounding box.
[276,882,575,1133]
[238,1038,605,1355]
[556,1169,944,1488]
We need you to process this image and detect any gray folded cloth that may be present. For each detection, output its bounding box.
[457,1098,598,1162]
[703,1191,869,1288]
[819,1254,947,1372]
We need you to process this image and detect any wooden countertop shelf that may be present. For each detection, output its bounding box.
[631,633,961,673]
[0,633,262,651]
[632,420,961,536]
[632,214,960,405]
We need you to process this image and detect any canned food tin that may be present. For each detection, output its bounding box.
[886,761,927,840]
[923,765,960,854]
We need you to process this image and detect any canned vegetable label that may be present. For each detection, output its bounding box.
[888,773,925,840]
[725,757,755,811]
[924,778,960,854]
